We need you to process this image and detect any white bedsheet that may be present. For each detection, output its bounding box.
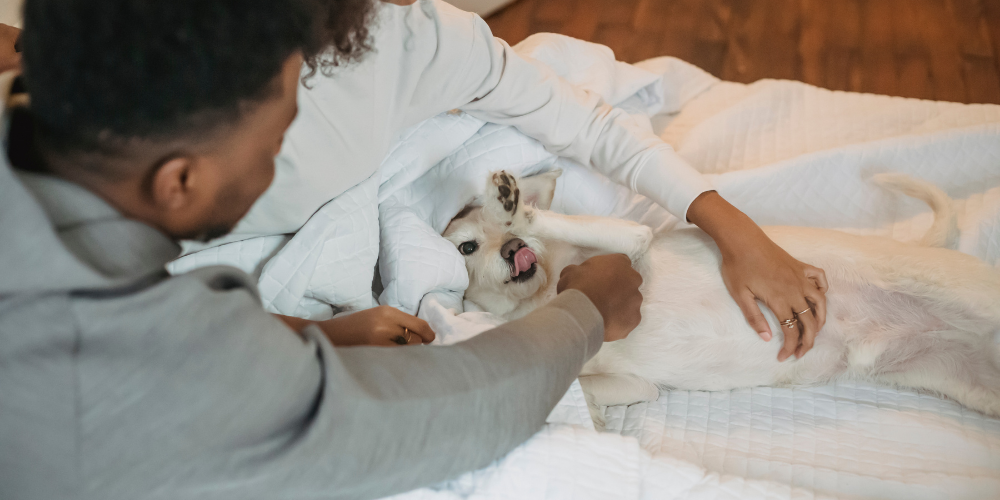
[168,33,1000,499]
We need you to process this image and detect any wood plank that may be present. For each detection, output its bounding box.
[533,0,573,24]
[593,24,635,62]
[558,0,603,41]
[631,0,673,34]
[732,0,799,82]
[485,0,995,104]
[920,0,967,102]
[964,54,1000,102]
[859,0,898,96]
[799,0,829,88]
[947,0,995,57]
[485,0,536,44]
[983,0,1000,85]
[655,0,701,64]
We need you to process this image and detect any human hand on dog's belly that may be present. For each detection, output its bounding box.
[556,253,644,343]
[277,306,435,346]
[687,191,829,362]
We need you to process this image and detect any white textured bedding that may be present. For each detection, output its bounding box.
[168,33,1000,499]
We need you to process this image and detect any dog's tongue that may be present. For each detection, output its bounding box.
[512,247,537,277]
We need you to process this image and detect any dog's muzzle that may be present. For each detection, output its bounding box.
[502,238,538,282]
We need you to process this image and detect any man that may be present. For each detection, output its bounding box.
[0,1,642,498]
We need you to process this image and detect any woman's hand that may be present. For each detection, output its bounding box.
[318,306,435,346]
[687,191,828,362]
[274,306,436,346]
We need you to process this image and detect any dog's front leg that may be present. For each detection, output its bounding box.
[530,211,653,262]
[484,171,653,260]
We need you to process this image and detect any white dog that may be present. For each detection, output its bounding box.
[443,170,1000,427]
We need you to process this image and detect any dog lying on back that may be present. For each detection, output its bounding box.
[443,170,1000,427]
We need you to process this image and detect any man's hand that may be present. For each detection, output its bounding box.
[556,253,643,342]
[0,24,20,73]
[276,306,436,346]
[687,191,828,362]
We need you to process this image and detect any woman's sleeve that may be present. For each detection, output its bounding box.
[403,0,714,219]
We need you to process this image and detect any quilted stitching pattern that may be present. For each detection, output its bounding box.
[603,382,1000,499]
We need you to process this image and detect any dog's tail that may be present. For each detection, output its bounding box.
[872,173,958,248]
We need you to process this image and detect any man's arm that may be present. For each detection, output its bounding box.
[93,281,604,499]
[287,291,604,498]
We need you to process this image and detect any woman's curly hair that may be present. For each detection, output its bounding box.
[305,0,378,77]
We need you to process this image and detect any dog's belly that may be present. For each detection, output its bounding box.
[579,228,956,391]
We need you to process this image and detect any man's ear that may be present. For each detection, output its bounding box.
[149,155,197,210]
[519,169,562,210]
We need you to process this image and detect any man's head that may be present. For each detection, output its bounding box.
[19,0,375,241]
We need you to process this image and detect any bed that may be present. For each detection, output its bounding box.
[169,33,1000,499]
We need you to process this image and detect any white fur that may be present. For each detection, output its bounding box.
[443,171,1000,426]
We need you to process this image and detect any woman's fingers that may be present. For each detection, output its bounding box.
[803,265,828,331]
[735,290,772,341]
[772,301,800,362]
[792,300,819,359]
[400,316,435,344]
[382,307,435,344]
[804,265,829,293]
[804,284,827,328]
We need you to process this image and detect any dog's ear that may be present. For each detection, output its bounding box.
[519,169,562,210]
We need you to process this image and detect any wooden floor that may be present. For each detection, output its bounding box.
[486,0,1000,104]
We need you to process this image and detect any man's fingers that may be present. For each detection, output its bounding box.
[559,264,579,278]
[736,291,772,341]
[793,300,818,359]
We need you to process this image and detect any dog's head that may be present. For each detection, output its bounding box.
[443,170,561,312]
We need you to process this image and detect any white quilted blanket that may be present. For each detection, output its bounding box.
[168,33,1000,499]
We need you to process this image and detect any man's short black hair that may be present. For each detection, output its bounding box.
[21,0,375,158]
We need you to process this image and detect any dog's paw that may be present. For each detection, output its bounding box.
[624,225,654,262]
[491,170,520,215]
[482,170,526,226]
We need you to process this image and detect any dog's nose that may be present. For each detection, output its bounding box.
[501,238,526,260]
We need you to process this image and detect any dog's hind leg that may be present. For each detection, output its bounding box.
[579,373,660,431]
[872,331,1000,418]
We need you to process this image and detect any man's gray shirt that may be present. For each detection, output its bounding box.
[0,106,605,498]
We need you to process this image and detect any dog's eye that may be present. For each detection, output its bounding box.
[459,241,478,255]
